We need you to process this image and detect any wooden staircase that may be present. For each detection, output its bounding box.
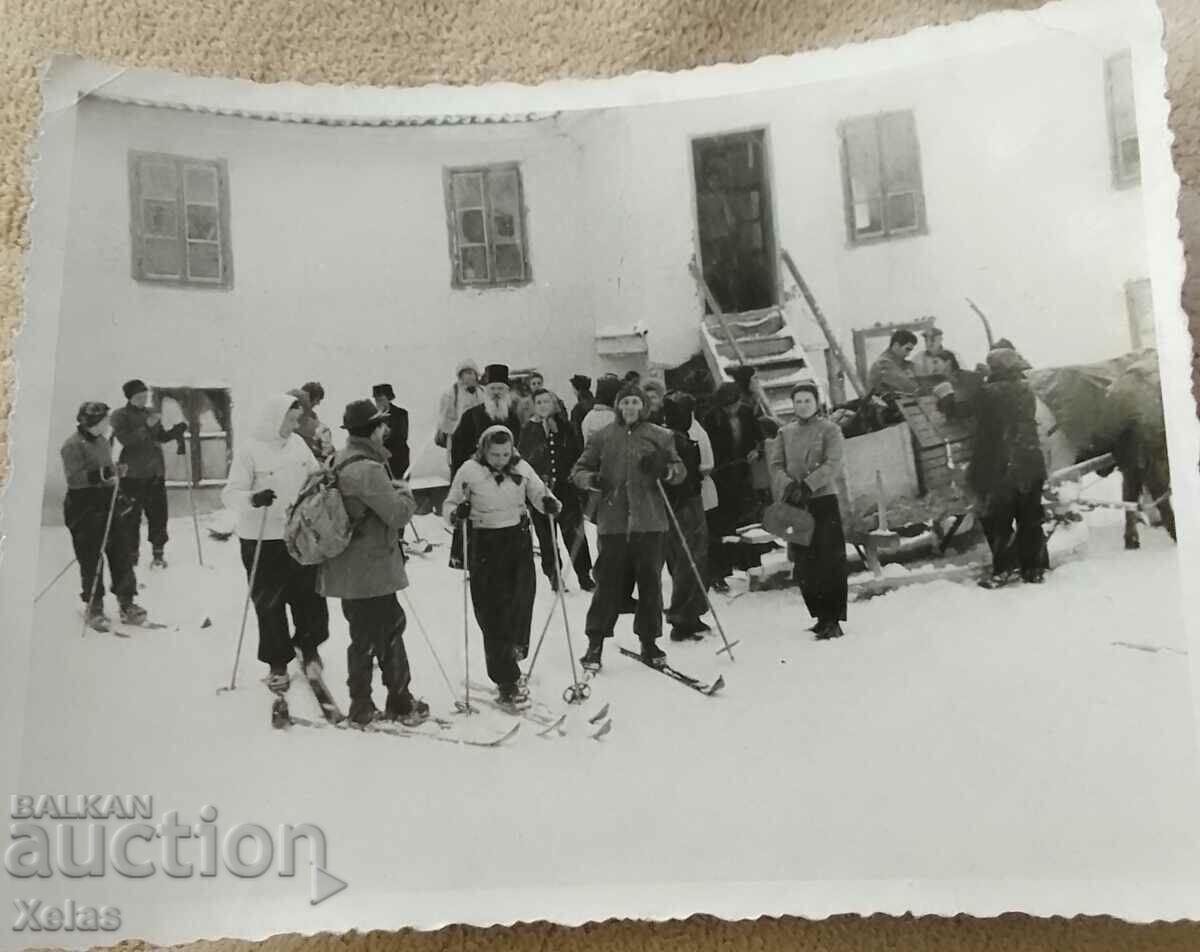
[700,304,819,422]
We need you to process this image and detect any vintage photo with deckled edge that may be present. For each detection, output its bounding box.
[4,0,1200,946]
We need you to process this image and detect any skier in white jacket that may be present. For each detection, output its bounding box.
[221,393,328,695]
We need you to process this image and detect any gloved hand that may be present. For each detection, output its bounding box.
[450,501,471,526]
[434,431,448,448]
[783,481,810,507]
[170,422,189,437]
[639,451,668,479]
[251,488,277,508]
[543,496,562,516]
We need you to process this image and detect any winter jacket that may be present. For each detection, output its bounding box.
[703,403,761,469]
[867,350,919,397]
[221,394,320,541]
[689,419,719,511]
[766,415,845,501]
[664,430,703,508]
[443,453,552,530]
[381,403,410,478]
[518,414,583,494]
[570,415,686,536]
[437,381,484,445]
[61,427,118,490]
[110,403,182,479]
[580,405,616,446]
[570,392,594,439]
[967,374,1047,498]
[451,403,522,475]
[317,437,415,600]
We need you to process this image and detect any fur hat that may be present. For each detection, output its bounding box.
[76,401,111,426]
[642,378,666,397]
[595,377,621,407]
[985,347,1027,377]
[456,358,480,378]
[615,382,645,406]
[122,379,148,400]
[662,394,693,432]
[570,374,592,392]
[729,365,756,387]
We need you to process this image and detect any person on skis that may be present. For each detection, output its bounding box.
[661,392,711,641]
[570,382,686,670]
[317,399,428,726]
[766,382,849,640]
[61,401,147,631]
[444,425,559,711]
[110,378,187,568]
[968,347,1049,587]
[221,393,330,700]
[519,388,595,592]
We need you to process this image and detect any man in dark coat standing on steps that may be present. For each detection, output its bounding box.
[110,378,187,568]
[571,382,686,670]
[372,384,410,478]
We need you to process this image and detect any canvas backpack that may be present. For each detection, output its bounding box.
[284,455,371,565]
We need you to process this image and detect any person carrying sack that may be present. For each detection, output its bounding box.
[765,382,849,641]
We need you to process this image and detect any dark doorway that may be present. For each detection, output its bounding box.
[692,130,778,314]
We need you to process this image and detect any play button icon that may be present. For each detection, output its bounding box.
[310,864,349,905]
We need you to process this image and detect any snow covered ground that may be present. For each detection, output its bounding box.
[12,479,1200,943]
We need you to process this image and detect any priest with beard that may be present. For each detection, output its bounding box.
[451,364,524,476]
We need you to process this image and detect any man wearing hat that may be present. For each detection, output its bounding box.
[568,374,594,441]
[911,325,946,379]
[450,364,523,476]
[571,382,687,669]
[372,384,410,479]
[62,401,145,631]
[110,378,187,568]
[435,359,484,459]
[318,399,427,726]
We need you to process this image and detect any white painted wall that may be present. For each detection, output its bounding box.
[44,27,1152,507]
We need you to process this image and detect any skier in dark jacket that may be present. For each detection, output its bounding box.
[110,379,187,568]
[701,381,762,592]
[968,347,1049,587]
[570,383,687,669]
[372,383,411,479]
[61,402,146,631]
[661,393,711,641]
[519,389,595,592]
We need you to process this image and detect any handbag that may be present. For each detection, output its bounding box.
[762,501,815,546]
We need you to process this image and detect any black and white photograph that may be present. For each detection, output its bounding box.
[5,0,1200,944]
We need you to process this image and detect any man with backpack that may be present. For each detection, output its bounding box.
[221,393,330,700]
[315,399,428,727]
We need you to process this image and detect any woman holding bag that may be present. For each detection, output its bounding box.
[765,383,849,641]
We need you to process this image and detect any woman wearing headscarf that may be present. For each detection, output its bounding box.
[766,382,848,640]
[444,426,558,711]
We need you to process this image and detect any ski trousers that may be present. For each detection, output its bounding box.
[586,531,667,643]
[341,593,411,704]
[65,487,137,606]
[122,476,169,560]
[980,481,1048,576]
[239,538,330,668]
[530,490,592,584]
[787,493,848,625]
[467,523,536,689]
[665,496,709,628]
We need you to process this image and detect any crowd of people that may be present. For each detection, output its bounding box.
[59,323,1072,723]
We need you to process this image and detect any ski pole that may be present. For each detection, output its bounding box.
[550,510,589,704]
[80,475,123,638]
[524,594,559,683]
[460,505,475,714]
[656,480,739,661]
[180,437,204,567]
[399,588,459,707]
[220,506,269,693]
[36,558,76,603]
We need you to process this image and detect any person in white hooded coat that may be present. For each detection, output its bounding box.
[221,393,329,693]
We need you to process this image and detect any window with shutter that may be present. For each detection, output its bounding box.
[839,110,927,245]
[129,152,233,288]
[445,164,531,288]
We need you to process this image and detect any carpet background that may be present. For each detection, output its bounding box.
[2,0,1199,949]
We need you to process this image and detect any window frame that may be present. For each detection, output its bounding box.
[443,163,532,290]
[838,110,928,247]
[128,151,234,290]
[150,386,234,488]
[1104,51,1141,189]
